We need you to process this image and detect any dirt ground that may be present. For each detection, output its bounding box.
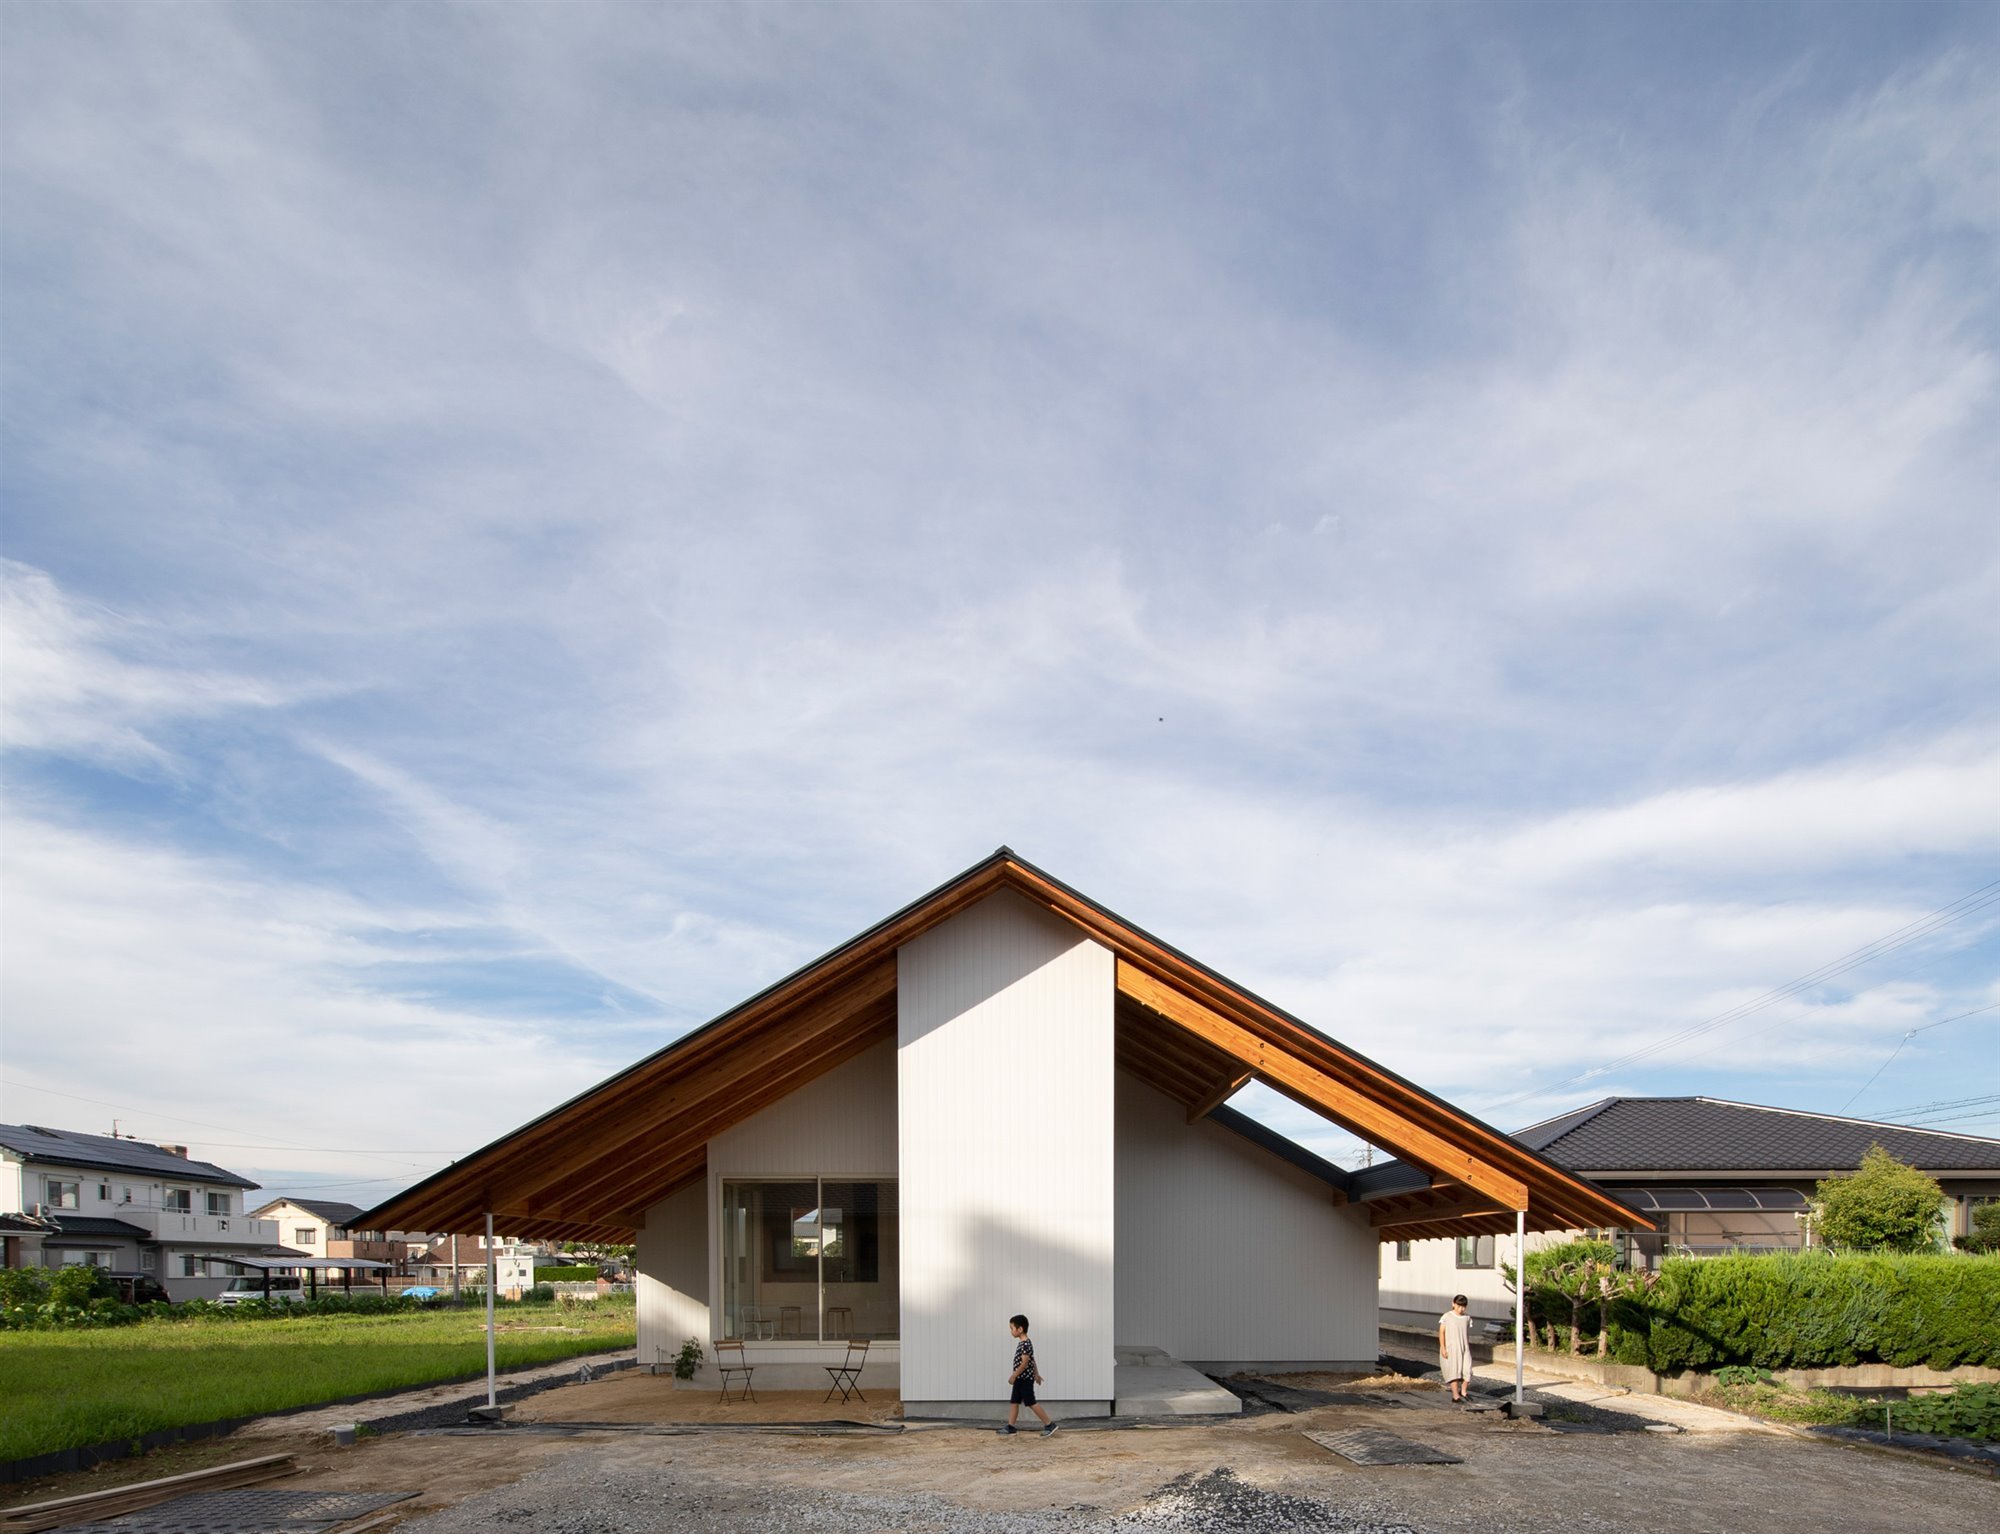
[9,1369,1995,1533]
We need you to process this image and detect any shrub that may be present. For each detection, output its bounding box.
[535,1266,599,1283]
[1608,1252,2000,1372]
[1892,1383,2000,1442]
[1954,1202,2000,1254]
[1503,1239,1618,1351]
[0,1267,141,1330]
[1813,1146,1947,1252]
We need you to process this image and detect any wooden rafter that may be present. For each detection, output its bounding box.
[1116,961,1531,1212]
[362,849,1645,1242]
[1187,1070,1254,1124]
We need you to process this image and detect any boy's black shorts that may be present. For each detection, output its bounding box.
[1010,1376,1037,1406]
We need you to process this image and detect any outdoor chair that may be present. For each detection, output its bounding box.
[714,1339,756,1403]
[823,1338,869,1404]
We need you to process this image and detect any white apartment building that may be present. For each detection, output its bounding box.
[1,1124,280,1301]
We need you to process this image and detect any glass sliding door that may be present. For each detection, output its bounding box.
[720,1180,816,1340]
[820,1181,898,1340]
[720,1178,899,1341]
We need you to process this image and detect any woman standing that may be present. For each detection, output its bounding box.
[1438,1293,1473,1405]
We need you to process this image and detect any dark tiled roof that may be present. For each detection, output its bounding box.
[258,1199,366,1224]
[0,1213,53,1234]
[42,1216,150,1242]
[0,1124,259,1188]
[1209,1105,1352,1192]
[1514,1098,2000,1174]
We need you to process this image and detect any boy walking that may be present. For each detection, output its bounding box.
[996,1314,1057,1437]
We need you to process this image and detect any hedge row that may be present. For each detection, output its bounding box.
[534,1266,600,1282]
[1606,1253,2000,1373]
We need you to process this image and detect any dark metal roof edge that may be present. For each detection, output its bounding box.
[360,847,1024,1227]
[1005,850,1613,1206]
[363,844,1617,1228]
[1207,1104,1353,1192]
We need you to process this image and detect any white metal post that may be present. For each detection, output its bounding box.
[485,1212,497,1408]
[1514,1208,1526,1407]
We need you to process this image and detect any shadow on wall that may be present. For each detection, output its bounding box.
[904,1209,1117,1410]
[895,891,1088,1049]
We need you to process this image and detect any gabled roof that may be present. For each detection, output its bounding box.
[0,1124,259,1189]
[256,1198,367,1224]
[1514,1097,2000,1175]
[362,849,1643,1243]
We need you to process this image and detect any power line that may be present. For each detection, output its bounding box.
[1840,1002,2000,1113]
[1483,878,2000,1116]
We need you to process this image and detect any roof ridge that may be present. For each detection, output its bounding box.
[1692,1096,2000,1146]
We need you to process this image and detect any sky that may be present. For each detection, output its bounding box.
[2,1,1996,1214]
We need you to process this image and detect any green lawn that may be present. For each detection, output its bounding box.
[0,1301,636,1464]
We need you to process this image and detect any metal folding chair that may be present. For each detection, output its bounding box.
[714,1338,756,1402]
[823,1338,869,1403]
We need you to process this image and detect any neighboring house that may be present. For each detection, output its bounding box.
[0,1212,52,1269]
[249,1198,412,1281]
[0,1125,279,1300]
[407,1232,539,1291]
[1377,1097,2000,1330]
[364,849,1639,1417]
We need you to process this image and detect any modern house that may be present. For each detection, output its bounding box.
[0,1124,280,1300]
[1378,1097,2000,1330]
[363,850,1641,1417]
[249,1197,412,1282]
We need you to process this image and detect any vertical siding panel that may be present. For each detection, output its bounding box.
[707,1039,898,1177]
[898,890,1116,1409]
[1114,1073,1378,1368]
[635,1181,709,1370]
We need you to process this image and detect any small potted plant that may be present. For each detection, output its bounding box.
[672,1336,705,1389]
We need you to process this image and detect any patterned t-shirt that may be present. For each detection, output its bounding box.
[1012,1338,1036,1380]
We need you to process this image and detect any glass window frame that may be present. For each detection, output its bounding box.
[718,1174,896,1345]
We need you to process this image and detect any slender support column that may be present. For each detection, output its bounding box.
[485,1212,497,1408]
[1514,1208,1526,1408]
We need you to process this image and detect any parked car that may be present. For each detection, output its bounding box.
[217,1274,306,1306]
[103,1272,173,1305]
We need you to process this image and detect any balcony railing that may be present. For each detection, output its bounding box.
[112,1210,279,1247]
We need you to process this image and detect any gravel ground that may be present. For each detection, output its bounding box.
[382,1411,1999,1534]
[402,1458,1423,1534]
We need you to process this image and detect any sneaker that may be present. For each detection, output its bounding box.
[995,1424,1016,1435]
[1040,1422,1058,1438]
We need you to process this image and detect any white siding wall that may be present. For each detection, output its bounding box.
[897,890,1116,1413]
[1115,1075,1379,1369]
[1,1159,22,1212]
[636,1181,710,1371]
[708,1038,898,1179]
[1379,1231,1530,1329]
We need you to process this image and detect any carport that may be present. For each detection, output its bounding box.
[198,1253,395,1301]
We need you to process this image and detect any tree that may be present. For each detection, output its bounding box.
[1954,1201,2000,1254]
[1813,1145,1946,1253]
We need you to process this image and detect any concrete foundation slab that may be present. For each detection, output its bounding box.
[1112,1348,1241,1417]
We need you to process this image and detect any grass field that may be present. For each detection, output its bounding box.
[0,1301,636,1464]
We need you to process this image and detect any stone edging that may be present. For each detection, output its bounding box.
[1379,1325,2000,1397]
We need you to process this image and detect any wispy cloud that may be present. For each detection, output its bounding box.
[2,3,1994,1190]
